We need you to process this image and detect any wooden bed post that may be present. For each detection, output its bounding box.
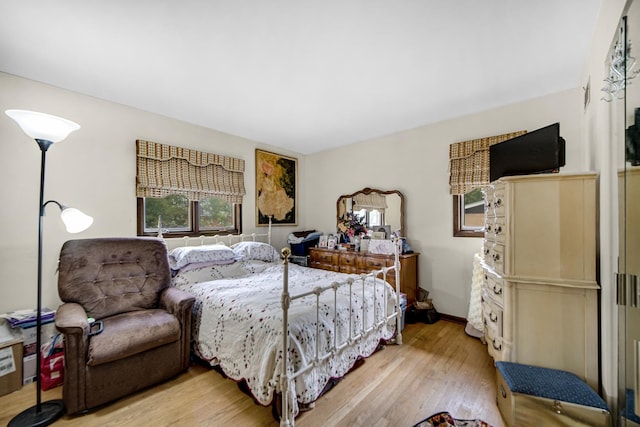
[395,238,403,345]
[280,247,293,427]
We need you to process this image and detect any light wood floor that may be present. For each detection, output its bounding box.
[0,320,505,427]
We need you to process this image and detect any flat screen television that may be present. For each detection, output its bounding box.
[489,122,565,182]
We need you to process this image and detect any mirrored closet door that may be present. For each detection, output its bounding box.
[612,2,640,424]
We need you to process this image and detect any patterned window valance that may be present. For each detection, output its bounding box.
[449,130,526,195]
[136,140,246,203]
[353,193,388,212]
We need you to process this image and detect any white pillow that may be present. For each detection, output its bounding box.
[231,241,280,262]
[168,244,236,269]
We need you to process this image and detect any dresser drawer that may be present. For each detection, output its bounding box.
[483,241,504,272]
[358,255,391,271]
[482,292,503,338]
[340,253,358,268]
[310,250,339,265]
[485,216,506,245]
[487,243,505,273]
[484,319,504,361]
[309,260,340,272]
[490,184,506,217]
[483,293,505,362]
[309,249,340,272]
[483,242,493,266]
[484,270,504,306]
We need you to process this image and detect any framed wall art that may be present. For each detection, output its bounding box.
[256,149,298,226]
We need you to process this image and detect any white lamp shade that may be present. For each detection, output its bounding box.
[60,207,93,233]
[5,109,80,143]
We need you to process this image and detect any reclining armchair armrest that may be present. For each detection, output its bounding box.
[160,287,195,316]
[160,287,195,370]
[55,302,90,414]
[55,302,90,336]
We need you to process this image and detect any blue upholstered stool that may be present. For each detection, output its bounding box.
[495,361,611,427]
[622,389,640,425]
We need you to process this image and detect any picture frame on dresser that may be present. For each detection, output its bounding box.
[371,231,385,240]
[318,235,328,247]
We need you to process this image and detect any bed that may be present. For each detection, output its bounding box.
[164,231,403,426]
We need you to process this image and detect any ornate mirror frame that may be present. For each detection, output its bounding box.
[336,188,405,237]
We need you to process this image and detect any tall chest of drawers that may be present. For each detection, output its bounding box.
[481,172,600,389]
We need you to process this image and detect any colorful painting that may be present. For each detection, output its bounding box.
[256,149,297,226]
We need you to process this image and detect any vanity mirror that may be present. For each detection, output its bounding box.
[336,188,405,238]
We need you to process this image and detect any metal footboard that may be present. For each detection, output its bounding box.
[279,239,403,427]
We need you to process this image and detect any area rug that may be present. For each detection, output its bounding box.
[412,411,493,427]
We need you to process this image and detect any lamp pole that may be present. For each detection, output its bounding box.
[5,110,90,427]
[9,139,65,427]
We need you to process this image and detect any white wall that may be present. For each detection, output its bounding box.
[0,72,305,315]
[1,71,585,321]
[304,88,585,318]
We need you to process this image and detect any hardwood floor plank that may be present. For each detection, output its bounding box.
[0,321,505,427]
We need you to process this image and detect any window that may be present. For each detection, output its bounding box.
[137,195,241,237]
[354,208,384,228]
[453,187,484,237]
[135,140,246,237]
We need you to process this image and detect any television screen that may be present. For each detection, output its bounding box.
[489,123,565,182]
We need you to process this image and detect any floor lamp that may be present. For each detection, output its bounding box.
[5,109,93,427]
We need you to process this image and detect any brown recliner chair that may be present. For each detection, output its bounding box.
[54,237,195,414]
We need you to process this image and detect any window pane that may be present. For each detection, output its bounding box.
[462,188,485,229]
[199,197,234,230]
[144,194,190,232]
[368,209,382,227]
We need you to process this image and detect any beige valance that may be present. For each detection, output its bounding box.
[136,140,246,203]
[353,193,388,211]
[449,130,526,195]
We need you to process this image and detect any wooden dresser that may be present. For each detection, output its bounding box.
[308,247,420,305]
[481,172,600,389]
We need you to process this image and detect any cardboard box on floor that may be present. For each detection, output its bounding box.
[0,338,23,396]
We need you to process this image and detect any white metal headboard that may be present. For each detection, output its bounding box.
[161,219,271,250]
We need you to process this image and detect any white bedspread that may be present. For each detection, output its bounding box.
[171,260,397,410]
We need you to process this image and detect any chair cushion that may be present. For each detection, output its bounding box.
[88,309,180,366]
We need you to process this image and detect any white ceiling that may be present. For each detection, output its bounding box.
[0,1,602,155]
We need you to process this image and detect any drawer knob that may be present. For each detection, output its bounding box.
[494,198,502,208]
[493,285,502,295]
[495,226,502,234]
[492,253,500,262]
[492,339,502,351]
[490,312,498,322]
